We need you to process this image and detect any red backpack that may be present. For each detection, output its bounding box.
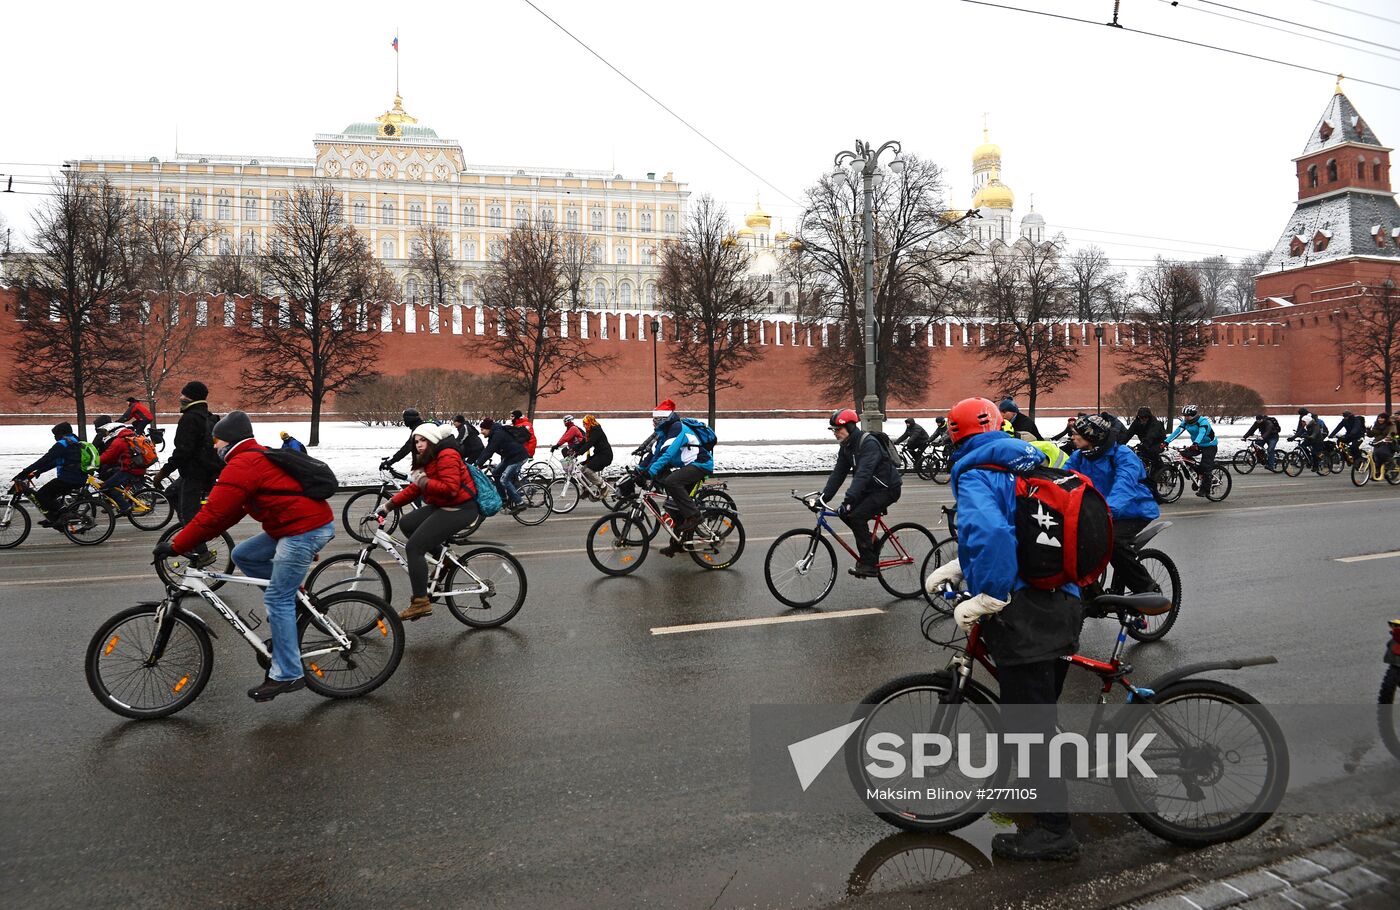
[973,464,1114,590]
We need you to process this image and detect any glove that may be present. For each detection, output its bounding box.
[378,458,392,471]
[924,557,964,594]
[374,506,389,519]
[954,593,1009,632]
[152,540,177,561]
[550,445,558,453]
[410,469,428,488]
[837,502,852,518]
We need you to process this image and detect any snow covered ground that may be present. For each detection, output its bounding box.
[0,415,1339,485]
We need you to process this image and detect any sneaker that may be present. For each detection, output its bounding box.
[658,541,681,558]
[247,675,306,702]
[848,561,880,579]
[991,826,1080,861]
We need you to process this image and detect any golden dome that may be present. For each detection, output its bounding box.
[744,196,772,230]
[774,231,790,242]
[972,124,1001,167]
[972,180,1014,210]
[737,226,755,237]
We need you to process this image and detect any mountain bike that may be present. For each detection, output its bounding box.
[1231,440,1284,475]
[1381,619,1400,761]
[763,491,937,607]
[915,446,952,485]
[586,470,744,575]
[1280,438,1327,477]
[1151,447,1231,503]
[850,588,1287,846]
[85,560,403,719]
[343,468,413,542]
[90,475,173,531]
[487,467,553,526]
[1351,446,1400,487]
[0,477,116,548]
[619,474,737,542]
[306,516,526,628]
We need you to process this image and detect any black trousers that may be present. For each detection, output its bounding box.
[1194,445,1217,490]
[398,503,482,598]
[36,479,81,515]
[842,486,900,565]
[178,474,212,557]
[998,658,1073,834]
[1108,517,1155,594]
[660,464,708,523]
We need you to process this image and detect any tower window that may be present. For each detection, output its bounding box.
[1375,160,1383,181]
[1307,165,1318,188]
[1357,159,1366,180]
[1326,159,1338,182]
[1320,121,1334,141]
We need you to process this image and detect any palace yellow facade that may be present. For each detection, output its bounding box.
[71,95,690,311]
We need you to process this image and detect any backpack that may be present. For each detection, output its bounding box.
[973,464,1113,590]
[680,417,718,452]
[505,424,532,445]
[867,430,901,467]
[261,449,339,500]
[1265,417,1281,437]
[77,439,101,474]
[128,434,158,470]
[467,464,502,517]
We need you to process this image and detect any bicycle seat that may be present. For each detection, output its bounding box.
[1092,593,1172,616]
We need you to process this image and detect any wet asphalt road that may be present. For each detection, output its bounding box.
[1,472,1398,909]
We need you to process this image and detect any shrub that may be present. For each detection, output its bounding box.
[337,370,516,426]
[1108,379,1264,424]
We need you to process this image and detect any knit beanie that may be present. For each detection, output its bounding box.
[181,381,209,401]
[212,410,254,444]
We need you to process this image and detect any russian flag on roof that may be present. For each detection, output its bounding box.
[391,35,399,51]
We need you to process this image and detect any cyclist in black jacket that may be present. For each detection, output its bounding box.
[1241,413,1282,469]
[893,418,930,470]
[381,408,427,469]
[1329,411,1367,463]
[821,408,902,579]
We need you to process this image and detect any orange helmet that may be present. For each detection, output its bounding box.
[947,397,1001,444]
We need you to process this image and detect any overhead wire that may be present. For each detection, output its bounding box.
[1197,0,1400,52]
[1155,0,1400,62]
[1304,0,1400,28]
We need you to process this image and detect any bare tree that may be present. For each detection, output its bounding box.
[1064,246,1123,322]
[977,239,1080,418]
[1224,251,1271,314]
[7,175,139,437]
[1346,273,1400,413]
[795,155,974,410]
[559,230,594,311]
[478,218,614,419]
[656,195,770,426]
[126,204,220,429]
[408,223,462,321]
[235,184,390,446]
[204,246,264,299]
[1193,255,1231,318]
[1117,259,1210,432]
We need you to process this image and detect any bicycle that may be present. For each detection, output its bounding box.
[90,475,174,531]
[1322,438,1358,474]
[1380,619,1400,761]
[915,446,952,485]
[0,476,116,548]
[547,452,620,514]
[1279,438,1327,477]
[763,491,937,607]
[586,470,745,575]
[85,559,404,719]
[849,588,1288,846]
[618,472,738,542]
[1231,440,1284,475]
[487,466,553,525]
[1352,445,1400,487]
[343,468,413,543]
[305,516,527,628]
[1151,447,1231,503]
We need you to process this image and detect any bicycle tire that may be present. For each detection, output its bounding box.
[611,504,662,542]
[444,546,527,628]
[587,511,649,576]
[919,539,962,616]
[305,551,393,602]
[299,591,404,699]
[932,457,951,485]
[1352,460,1371,487]
[156,526,236,591]
[1117,680,1289,847]
[1152,467,1183,504]
[125,487,174,531]
[1325,450,1345,474]
[1231,450,1256,475]
[1124,549,1182,642]
[0,500,31,549]
[449,510,486,544]
[845,832,991,898]
[60,496,116,546]
[877,523,938,600]
[548,477,581,514]
[343,489,399,543]
[1282,450,1304,477]
[1379,666,1400,762]
[689,508,745,570]
[848,672,1004,834]
[697,488,738,514]
[86,601,214,720]
[764,529,837,608]
[1387,462,1400,485]
[511,481,553,526]
[1204,466,1232,502]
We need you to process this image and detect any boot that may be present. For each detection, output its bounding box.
[247,675,306,702]
[848,560,879,578]
[399,596,434,622]
[991,826,1080,861]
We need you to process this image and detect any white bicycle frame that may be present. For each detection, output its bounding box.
[340,522,494,600]
[557,455,612,500]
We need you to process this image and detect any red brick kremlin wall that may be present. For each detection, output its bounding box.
[0,287,1383,423]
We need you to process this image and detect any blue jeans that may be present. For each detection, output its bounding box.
[232,521,336,682]
[496,458,525,506]
[1262,436,1278,469]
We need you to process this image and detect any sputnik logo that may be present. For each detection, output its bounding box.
[788,720,863,791]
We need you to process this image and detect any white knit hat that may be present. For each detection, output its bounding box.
[412,423,454,445]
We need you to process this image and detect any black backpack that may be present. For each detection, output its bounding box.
[261,449,339,500]
[505,424,532,445]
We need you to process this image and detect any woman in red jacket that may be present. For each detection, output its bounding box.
[376,422,479,621]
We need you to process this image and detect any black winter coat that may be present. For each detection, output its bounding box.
[1242,416,1281,441]
[1125,415,1166,450]
[1008,413,1043,440]
[578,425,613,470]
[822,429,902,505]
[166,401,218,486]
[477,427,528,466]
[894,423,929,448]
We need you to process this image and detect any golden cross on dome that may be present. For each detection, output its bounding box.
[1336,73,1345,94]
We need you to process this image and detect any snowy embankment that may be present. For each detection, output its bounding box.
[0,416,1313,485]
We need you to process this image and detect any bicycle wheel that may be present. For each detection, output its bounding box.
[1116,680,1289,846]
[156,526,236,590]
[848,672,1003,834]
[548,477,581,514]
[1352,460,1371,487]
[1325,450,1345,474]
[1386,462,1400,486]
[689,509,745,570]
[587,511,649,576]
[305,551,392,602]
[511,480,553,526]
[845,832,991,898]
[449,510,486,544]
[1124,549,1182,642]
[1151,467,1183,504]
[299,592,403,699]
[764,529,838,608]
[126,487,174,531]
[61,497,116,546]
[342,489,399,543]
[0,500,31,549]
[919,538,962,617]
[696,488,738,514]
[877,523,939,600]
[1379,666,1399,761]
[1282,450,1304,477]
[85,601,213,719]
[931,456,951,485]
[1204,466,1232,502]
[443,546,527,628]
[1231,449,1256,475]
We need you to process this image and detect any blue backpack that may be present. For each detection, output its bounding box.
[680,417,718,452]
[467,464,502,517]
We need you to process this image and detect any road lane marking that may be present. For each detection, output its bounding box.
[650,607,885,635]
[0,573,152,587]
[1335,550,1400,563]
[1166,497,1380,518]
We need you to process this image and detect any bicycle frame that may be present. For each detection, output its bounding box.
[810,507,914,570]
[347,523,493,599]
[624,487,723,545]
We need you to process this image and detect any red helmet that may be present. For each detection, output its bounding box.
[947,397,1001,444]
[829,408,860,429]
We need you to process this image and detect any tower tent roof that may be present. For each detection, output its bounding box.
[1300,91,1385,156]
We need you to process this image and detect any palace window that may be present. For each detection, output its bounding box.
[646,282,657,309]
[242,233,257,255]
[616,245,628,265]
[640,211,652,232]
[244,196,257,222]
[162,197,176,217]
[216,197,231,221]
[593,278,607,306]
[406,278,419,303]
[380,201,395,224]
[514,205,528,227]
[408,203,423,225]
[590,208,603,230]
[435,203,449,226]
[463,203,477,226]
[539,206,554,225]
[218,237,231,255]
[488,239,503,259]
[640,247,651,266]
[190,196,204,219]
[382,238,395,259]
[664,212,677,233]
[135,194,150,217]
[463,240,477,260]
[619,281,633,308]
[616,210,628,231]
[410,239,423,258]
[271,198,286,222]
[566,208,579,228]
[353,201,368,224]
[487,205,501,228]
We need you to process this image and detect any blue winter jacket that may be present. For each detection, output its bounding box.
[1066,444,1160,523]
[646,421,714,476]
[23,435,87,485]
[948,432,1079,602]
[1165,416,1217,448]
[638,420,684,471]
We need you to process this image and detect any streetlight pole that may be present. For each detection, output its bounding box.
[650,318,660,406]
[1094,325,1105,413]
[833,140,904,434]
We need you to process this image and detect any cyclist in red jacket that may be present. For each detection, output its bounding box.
[154,411,335,703]
[551,415,586,455]
[97,423,148,511]
[511,409,538,458]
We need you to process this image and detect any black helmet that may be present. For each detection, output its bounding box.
[1072,413,1113,447]
[402,408,422,430]
[1181,404,1199,419]
[1298,407,1309,416]
[1137,406,1152,418]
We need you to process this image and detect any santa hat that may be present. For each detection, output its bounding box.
[653,399,676,419]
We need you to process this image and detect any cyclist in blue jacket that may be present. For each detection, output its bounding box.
[1163,404,1218,497]
[1066,413,1160,594]
[14,422,89,522]
[645,401,714,557]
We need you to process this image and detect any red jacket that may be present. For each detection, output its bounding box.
[388,446,474,510]
[514,417,537,457]
[172,439,333,552]
[99,428,147,476]
[555,425,585,450]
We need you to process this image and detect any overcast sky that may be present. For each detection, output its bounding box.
[2,0,1397,274]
